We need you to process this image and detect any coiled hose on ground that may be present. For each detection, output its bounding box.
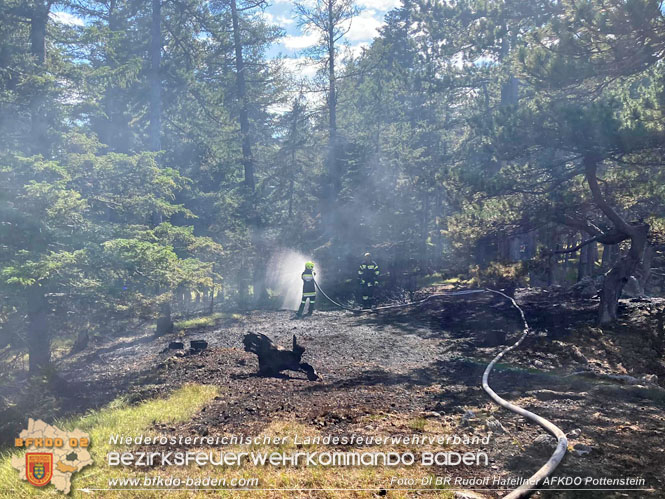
[313,280,568,498]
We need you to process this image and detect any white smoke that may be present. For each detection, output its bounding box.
[265,248,320,310]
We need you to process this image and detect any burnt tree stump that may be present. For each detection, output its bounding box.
[190,340,208,354]
[242,333,319,381]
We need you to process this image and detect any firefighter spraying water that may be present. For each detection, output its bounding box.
[265,249,316,311]
[295,261,316,318]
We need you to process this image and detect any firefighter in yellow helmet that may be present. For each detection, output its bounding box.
[358,252,379,309]
[296,261,316,317]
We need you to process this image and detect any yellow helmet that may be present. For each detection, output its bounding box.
[305,261,315,269]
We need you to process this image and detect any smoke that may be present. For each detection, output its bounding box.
[265,248,319,310]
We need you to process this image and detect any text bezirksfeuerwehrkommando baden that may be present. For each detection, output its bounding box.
[107,433,492,468]
[107,450,489,467]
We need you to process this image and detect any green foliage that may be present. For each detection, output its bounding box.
[470,261,530,289]
[0,145,222,350]
[2,0,665,365]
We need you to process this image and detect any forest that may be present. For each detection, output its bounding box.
[1,0,665,497]
[2,0,664,374]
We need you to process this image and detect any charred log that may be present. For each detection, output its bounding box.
[243,333,319,381]
[190,340,208,354]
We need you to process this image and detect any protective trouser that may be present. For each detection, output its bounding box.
[361,284,374,309]
[297,292,316,316]
[297,268,316,316]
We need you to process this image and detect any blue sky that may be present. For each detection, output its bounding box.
[52,0,402,67]
[264,0,401,59]
[51,0,402,109]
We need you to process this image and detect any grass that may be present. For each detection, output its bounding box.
[174,313,242,332]
[417,273,472,289]
[174,314,221,330]
[50,337,75,360]
[408,417,427,432]
[173,419,456,499]
[418,272,447,288]
[0,407,458,498]
[0,387,459,498]
[0,384,218,498]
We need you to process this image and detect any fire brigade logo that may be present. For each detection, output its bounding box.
[26,453,53,487]
[12,419,93,494]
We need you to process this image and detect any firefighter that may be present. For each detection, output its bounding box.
[358,252,380,309]
[296,261,316,317]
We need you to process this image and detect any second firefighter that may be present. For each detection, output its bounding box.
[358,252,380,309]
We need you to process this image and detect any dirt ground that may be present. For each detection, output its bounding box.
[3,289,665,498]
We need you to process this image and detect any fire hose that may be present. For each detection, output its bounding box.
[313,279,568,498]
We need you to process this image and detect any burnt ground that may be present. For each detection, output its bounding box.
[2,289,665,498]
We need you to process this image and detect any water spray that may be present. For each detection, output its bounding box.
[265,249,320,311]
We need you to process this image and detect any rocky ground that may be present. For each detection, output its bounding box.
[3,289,665,497]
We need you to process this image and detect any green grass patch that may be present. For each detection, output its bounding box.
[0,384,218,498]
[50,336,75,360]
[408,417,427,432]
[418,272,446,288]
[174,312,241,331]
[174,314,220,330]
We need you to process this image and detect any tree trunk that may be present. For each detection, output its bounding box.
[29,8,47,65]
[103,0,131,153]
[637,244,654,294]
[27,284,50,373]
[421,191,429,266]
[601,243,619,272]
[598,229,647,323]
[547,252,556,286]
[588,241,598,276]
[434,188,445,268]
[230,0,255,192]
[508,236,521,262]
[546,227,558,286]
[585,157,650,324]
[155,300,173,336]
[29,2,50,154]
[252,248,270,308]
[499,32,519,107]
[150,0,161,151]
[577,239,596,281]
[237,267,249,309]
[287,98,301,220]
[327,0,337,188]
[230,0,261,302]
[322,1,338,234]
[183,288,191,314]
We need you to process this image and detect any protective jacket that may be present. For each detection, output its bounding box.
[358,261,380,287]
[301,268,316,295]
[358,260,379,309]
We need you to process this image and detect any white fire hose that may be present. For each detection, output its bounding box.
[313,280,568,497]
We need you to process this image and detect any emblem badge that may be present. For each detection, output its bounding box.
[26,453,53,487]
